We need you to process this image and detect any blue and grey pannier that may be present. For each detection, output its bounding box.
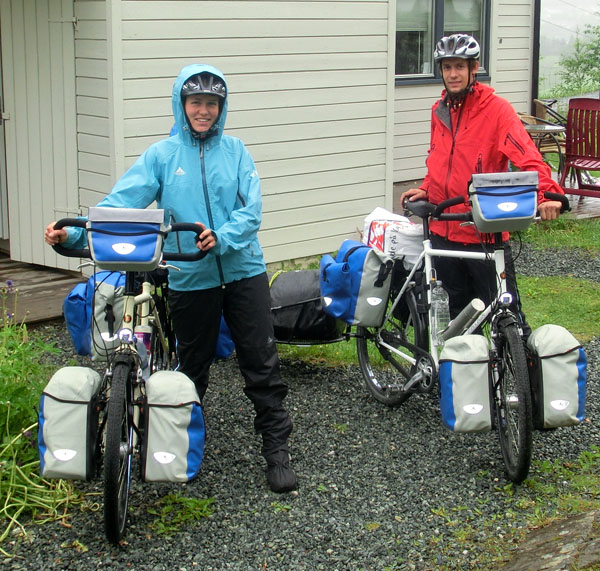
[469,172,538,232]
[439,335,492,432]
[88,207,166,272]
[142,371,205,482]
[38,367,103,480]
[319,240,393,327]
[527,324,587,429]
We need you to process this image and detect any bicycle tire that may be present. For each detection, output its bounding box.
[494,321,533,484]
[104,360,134,544]
[356,289,429,406]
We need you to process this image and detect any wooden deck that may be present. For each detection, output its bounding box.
[0,255,83,325]
[2,193,600,325]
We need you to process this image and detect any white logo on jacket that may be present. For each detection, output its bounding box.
[175,167,186,176]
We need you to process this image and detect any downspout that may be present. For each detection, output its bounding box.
[531,0,541,115]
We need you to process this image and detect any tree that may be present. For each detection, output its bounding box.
[555,25,600,96]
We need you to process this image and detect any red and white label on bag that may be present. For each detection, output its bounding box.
[366,220,390,252]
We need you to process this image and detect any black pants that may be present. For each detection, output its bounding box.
[169,272,293,454]
[430,234,530,336]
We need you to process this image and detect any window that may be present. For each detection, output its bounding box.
[396,0,490,80]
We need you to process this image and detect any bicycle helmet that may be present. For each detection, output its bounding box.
[181,72,227,100]
[434,34,480,62]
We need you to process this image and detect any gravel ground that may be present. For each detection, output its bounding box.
[2,243,598,570]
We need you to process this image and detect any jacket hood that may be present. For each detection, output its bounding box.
[172,63,228,146]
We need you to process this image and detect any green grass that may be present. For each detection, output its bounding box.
[427,446,600,569]
[521,216,600,253]
[518,275,600,343]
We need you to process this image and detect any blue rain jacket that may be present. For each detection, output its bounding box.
[65,63,266,291]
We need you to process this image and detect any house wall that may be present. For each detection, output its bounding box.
[0,0,79,269]
[74,0,394,263]
[393,0,535,185]
[72,0,535,266]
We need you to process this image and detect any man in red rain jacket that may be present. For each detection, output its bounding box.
[402,33,564,334]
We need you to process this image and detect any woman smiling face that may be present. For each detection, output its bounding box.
[184,94,220,134]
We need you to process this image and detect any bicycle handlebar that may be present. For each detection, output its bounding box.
[51,218,209,262]
[404,190,571,223]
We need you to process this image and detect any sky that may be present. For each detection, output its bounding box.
[541,0,600,41]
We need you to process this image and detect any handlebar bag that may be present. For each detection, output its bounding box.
[88,207,166,271]
[141,371,205,482]
[270,269,346,343]
[319,240,393,327]
[439,335,492,432]
[38,367,102,480]
[469,172,538,232]
[526,324,586,429]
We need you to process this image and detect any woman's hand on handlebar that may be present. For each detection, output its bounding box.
[400,188,427,207]
[44,221,68,246]
[538,200,562,221]
[194,222,217,252]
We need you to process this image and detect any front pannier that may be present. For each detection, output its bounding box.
[142,371,205,482]
[527,324,587,429]
[439,335,492,432]
[38,367,103,480]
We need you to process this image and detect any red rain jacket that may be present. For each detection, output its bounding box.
[421,82,563,244]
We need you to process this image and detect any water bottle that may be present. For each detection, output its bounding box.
[430,280,450,345]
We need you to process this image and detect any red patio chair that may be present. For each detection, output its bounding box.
[559,97,600,197]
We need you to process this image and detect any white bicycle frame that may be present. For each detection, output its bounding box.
[381,234,510,372]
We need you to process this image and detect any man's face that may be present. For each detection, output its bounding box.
[441,58,479,95]
[184,94,220,134]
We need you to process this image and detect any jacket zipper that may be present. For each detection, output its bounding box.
[442,104,465,239]
[505,132,526,155]
[200,141,225,287]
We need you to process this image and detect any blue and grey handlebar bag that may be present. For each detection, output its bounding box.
[319,239,393,327]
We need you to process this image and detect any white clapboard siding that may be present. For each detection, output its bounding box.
[70,0,392,264]
[0,0,79,269]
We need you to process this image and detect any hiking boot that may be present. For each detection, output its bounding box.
[264,448,297,493]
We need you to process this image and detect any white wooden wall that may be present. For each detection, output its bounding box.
[393,0,535,185]
[0,0,78,268]
[75,0,395,263]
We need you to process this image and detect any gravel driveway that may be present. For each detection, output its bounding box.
[2,243,598,570]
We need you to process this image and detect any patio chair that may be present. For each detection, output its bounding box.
[558,98,600,198]
[518,112,566,173]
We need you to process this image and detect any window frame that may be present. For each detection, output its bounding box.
[395,0,491,86]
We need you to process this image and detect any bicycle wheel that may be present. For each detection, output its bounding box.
[149,292,174,372]
[356,289,429,406]
[149,319,170,372]
[104,360,134,543]
[494,321,533,484]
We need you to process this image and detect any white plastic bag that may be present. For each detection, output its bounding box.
[362,207,423,268]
